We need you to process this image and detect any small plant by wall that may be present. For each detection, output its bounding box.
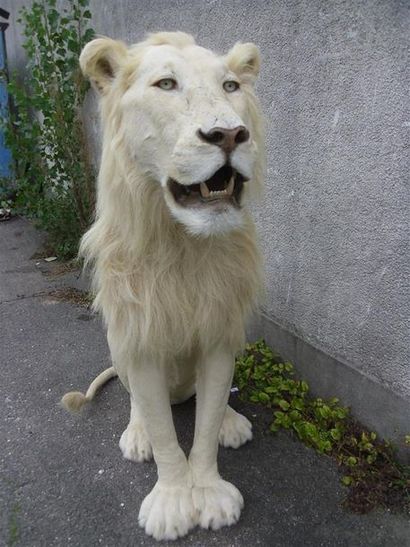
[3,0,95,258]
[235,340,410,513]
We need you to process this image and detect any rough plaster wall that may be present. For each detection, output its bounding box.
[3,1,409,404]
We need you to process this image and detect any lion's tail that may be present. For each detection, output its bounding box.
[61,367,118,412]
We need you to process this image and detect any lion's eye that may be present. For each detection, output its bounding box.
[155,78,177,91]
[223,80,240,93]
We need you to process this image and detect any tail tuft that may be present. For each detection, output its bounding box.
[61,391,89,413]
[60,367,117,414]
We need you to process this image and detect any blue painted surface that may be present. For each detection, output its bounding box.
[0,31,12,178]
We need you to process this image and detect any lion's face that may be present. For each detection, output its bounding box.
[81,33,264,236]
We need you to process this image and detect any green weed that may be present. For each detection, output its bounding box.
[235,340,410,513]
[2,0,95,258]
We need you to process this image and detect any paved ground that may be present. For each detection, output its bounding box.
[1,217,409,547]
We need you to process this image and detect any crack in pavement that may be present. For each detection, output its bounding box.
[0,290,50,306]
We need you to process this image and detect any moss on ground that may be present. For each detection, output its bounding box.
[8,502,20,547]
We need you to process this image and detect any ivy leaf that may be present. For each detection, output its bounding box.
[83,28,95,43]
[342,476,353,486]
[330,428,341,441]
[300,381,309,393]
[67,39,79,53]
[278,399,290,411]
[291,397,304,411]
[47,9,59,25]
[258,392,270,404]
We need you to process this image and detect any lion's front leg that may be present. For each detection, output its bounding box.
[119,395,153,462]
[127,359,197,541]
[189,346,244,530]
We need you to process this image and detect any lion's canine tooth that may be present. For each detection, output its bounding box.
[200,182,210,198]
[226,176,234,196]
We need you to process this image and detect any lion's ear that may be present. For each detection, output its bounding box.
[225,43,260,85]
[80,37,128,94]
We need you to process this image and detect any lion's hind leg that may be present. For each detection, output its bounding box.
[119,396,153,462]
[219,405,253,449]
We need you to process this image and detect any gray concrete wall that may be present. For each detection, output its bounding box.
[3,0,409,444]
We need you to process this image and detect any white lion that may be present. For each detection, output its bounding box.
[62,31,265,541]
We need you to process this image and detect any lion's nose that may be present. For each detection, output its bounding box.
[197,126,249,154]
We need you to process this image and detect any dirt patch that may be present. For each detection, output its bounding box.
[30,243,56,260]
[339,420,410,514]
[45,287,92,308]
[42,260,79,279]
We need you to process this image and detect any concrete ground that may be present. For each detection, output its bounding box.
[1,217,409,547]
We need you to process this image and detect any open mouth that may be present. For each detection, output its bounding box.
[167,164,247,209]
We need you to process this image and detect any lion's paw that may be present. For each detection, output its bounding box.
[192,479,243,530]
[119,424,152,462]
[219,407,253,449]
[138,483,197,540]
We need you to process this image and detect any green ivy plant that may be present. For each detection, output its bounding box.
[234,340,410,513]
[3,0,95,258]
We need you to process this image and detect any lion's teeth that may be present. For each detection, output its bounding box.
[200,182,210,198]
[226,176,234,196]
[201,179,235,199]
[209,190,227,196]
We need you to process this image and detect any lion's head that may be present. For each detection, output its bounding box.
[80,32,264,236]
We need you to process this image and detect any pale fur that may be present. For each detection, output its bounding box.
[80,34,264,360]
[61,367,117,412]
[63,31,265,541]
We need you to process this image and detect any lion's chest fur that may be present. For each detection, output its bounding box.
[95,218,262,360]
